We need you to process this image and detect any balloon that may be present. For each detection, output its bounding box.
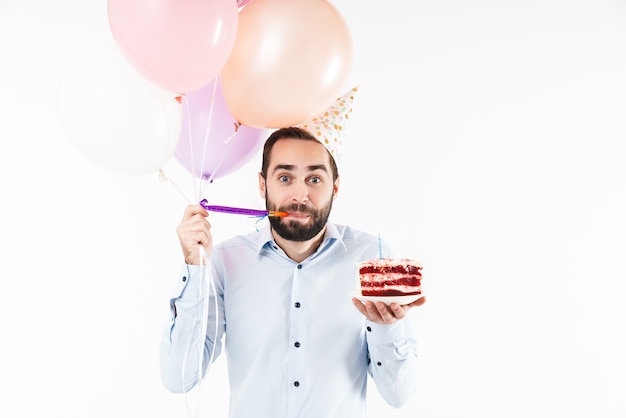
[220,0,353,128]
[175,79,267,181]
[57,45,182,176]
[108,0,239,94]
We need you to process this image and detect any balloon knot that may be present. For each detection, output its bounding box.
[174,95,183,104]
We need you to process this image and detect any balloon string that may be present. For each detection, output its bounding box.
[159,169,192,204]
[196,78,219,201]
[182,245,219,418]
[187,78,241,201]
[198,129,239,198]
[180,95,202,203]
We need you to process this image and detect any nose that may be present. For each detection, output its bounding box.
[291,181,309,204]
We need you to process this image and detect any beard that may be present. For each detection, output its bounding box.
[267,197,333,242]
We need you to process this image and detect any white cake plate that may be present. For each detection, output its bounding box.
[350,291,424,306]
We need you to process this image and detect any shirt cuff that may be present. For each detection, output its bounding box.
[364,319,408,345]
[171,264,204,299]
[168,264,205,316]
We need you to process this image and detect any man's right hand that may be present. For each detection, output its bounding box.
[176,204,212,265]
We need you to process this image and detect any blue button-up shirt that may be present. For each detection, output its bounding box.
[160,222,419,418]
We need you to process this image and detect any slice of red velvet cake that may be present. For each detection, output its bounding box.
[358,258,423,297]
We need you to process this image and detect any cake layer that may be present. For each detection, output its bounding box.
[359,275,421,285]
[361,278,421,296]
[359,265,422,275]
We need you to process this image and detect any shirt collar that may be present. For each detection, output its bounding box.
[254,220,347,258]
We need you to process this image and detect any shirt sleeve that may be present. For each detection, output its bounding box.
[365,316,419,408]
[159,263,225,393]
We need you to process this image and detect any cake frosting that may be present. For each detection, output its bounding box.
[358,258,423,297]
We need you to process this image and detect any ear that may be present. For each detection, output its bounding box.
[333,175,340,198]
[258,172,266,198]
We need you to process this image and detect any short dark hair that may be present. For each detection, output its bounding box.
[260,127,339,180]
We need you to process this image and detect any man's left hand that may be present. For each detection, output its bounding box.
[352,296,426,324]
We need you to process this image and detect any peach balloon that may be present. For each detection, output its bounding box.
[220,0,353,128]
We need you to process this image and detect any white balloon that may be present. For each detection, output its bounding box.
[56,45,182,176]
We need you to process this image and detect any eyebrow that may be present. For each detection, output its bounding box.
[272,164,329,174]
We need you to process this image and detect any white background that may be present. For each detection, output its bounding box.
[1,1,626,417]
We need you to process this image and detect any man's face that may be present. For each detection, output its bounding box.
[259,138,338,242]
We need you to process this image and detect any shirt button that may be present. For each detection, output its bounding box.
[366,326,372,332]
[294,341,300,348]
[294,302,301,308]
[182,276,187,282]
[297,264,302,269]
[377,361,382,366]
[294,381,300,387]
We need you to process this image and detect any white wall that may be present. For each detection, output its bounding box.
[1,1,625,417]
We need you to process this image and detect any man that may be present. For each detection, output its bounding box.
[160,126,426,418]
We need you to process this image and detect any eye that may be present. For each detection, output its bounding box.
[308,176,322,184]
[279,174,290,183]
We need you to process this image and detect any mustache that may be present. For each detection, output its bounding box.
[281,203,315,215]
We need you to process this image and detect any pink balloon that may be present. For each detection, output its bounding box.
[221,0,353,128]
[175,79,267,181]
[108,0,239,94]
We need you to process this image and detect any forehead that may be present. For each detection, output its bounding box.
[269,138,331,170]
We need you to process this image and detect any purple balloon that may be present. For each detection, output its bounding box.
[175,78,266,181]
